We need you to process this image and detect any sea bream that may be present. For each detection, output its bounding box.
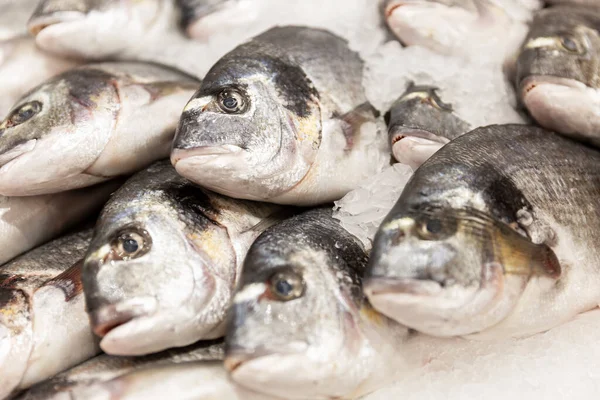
[0,229,99,399]
[364,124,600,339]
[516,5,600,147]
[0,180,120,266]
[177,0,257,41]
[386,82,471,169]
[83,161,290,356]
[172,26,390,206]
[225,208,407,399]
[0,62,200,196]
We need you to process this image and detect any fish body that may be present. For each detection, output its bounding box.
[0,0,39,41]
[0,180,120,266]
[516,5,600,146]
[226,208,407,399]
[386,82,471,169]
[83,161,289,356]
[177,0,257,40]
[172,26,389,206]
[0,229,98,398]
[0,62,200,196]
[365,124,600,339]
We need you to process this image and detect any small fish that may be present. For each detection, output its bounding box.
[172,26,389,206]
[516,5,600,146]
[177,0,256,40]
[0,180,121,266]
[225,208,407,399]
[0,62,200,196]
[386,82,471,169]
[365,124,600,339]
[0,229,98,399]
[83,161,291,356]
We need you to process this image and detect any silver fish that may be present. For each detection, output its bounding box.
[516,5,600,146]
[365,124,600,339]
[83,161,290,356]
[0,180,120,266]
[177,0,254,40]
[0,229,98,399]
[0,62,200,196]
[172,26,389,206]
[225,208,407,399]
[386,82,471,169]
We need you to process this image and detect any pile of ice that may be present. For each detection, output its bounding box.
[364,309,600,400]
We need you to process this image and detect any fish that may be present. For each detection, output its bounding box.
[516,5,600,147]
[546,0,600,5]
[225,208,408,399]
[177,0,257,41]
[0,229,98,399]
[0,62,200,196]
[172,26,390,206]
[386,82,471,169]
[15,339,226,400]
[83,160,291,356]
[364,124,600,339]
[0,180,121,266]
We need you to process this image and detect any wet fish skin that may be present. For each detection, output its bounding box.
[226,208,407,399]
[386,82,471,169]
[546,0,600,5]
[516,5,600,146]
[83,160,289,356]
[0,180,120,266]
[365,124,600,339]
[0,62,200,196]
[28,0,177,60]
[172,26,389,206]
[0,229,99,399]
[176,0,253,40]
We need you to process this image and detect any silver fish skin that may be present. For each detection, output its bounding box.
[0,229,99,399]
[0,0,39,41]
[0,62,200,196]
[225,208,407,399]
[386,82,471,169]
[15,340,225,400]
[83,160,290,356]
[176,0,253,41]
[0,180,120,266]
[516,5,600,147]
[365,124,600,339]
[28,0,178,61]
[172,26,389,206]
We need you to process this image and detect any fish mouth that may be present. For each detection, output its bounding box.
[0,139,37,169]
[389,129,447,168]
[89,299,156,337]
[389,127,449,146]
[520,75,586,98]
[28,11,87,35]
[171,145,243,164]
[364,276,443,298]
[225,343,308,372]
[385,1,429,18]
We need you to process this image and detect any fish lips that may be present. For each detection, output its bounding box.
[88,297,157,339]
[389,128,448,168]
[225,342,309,374]
[0,139,37,169]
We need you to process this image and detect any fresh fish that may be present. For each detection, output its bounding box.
[0,180,120,266]
[225,208,407,399]
[0,229,98,399]
[172,26,389,206]
[83,161,290,356]
[0,62,200,196]
[516,5,600,146]
[386,82,471,169]
[177,0,257,40]
[15,340,225,400]
[364,124,600,339]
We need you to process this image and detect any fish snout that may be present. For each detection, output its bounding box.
[28,1,87,36]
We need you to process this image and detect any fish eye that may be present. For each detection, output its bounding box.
[218,88,247,114]
[269,270,305,302]
[112,228,151,260]
[4,101,42,128]
[418,217,454,240]
[559,35,584,54]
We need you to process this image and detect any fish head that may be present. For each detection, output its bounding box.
[83,167,236,355]
[516,6,600,139]
[172,59,321,202]
[364,202,553,337]
[386,82,470,169]
[225,219,369,398]
[384,0,494,54]
[28,0,166,59]
[0,68,120,196]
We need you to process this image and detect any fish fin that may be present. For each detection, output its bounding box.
[336,102,380,151]
[245,208,302,234]
[41,259,84,301]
